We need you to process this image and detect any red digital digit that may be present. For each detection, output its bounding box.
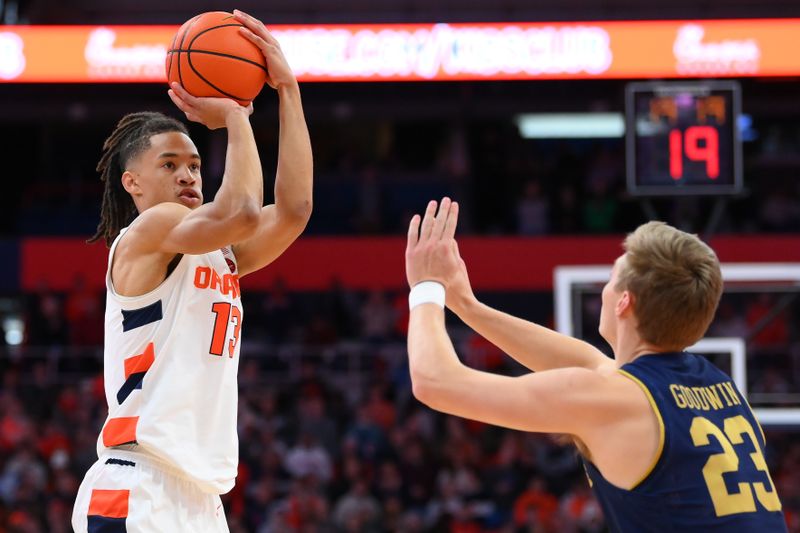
[669,128,683,180]
[667,126,720,181]
[685,126,719,179]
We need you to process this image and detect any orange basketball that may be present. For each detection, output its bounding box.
[166,11,268,106]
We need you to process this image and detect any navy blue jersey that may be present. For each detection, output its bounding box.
[584,352,786,533]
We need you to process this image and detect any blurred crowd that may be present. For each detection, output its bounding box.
[14,119,800,238]
[0,281,799,532]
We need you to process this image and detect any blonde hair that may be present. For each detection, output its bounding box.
[616,221,723,351]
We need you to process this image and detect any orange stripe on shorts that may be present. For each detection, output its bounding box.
[88,489,130,518]
[102,417,138,447]
[123,342,155,379]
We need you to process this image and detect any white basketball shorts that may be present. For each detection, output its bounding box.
[72,450,230,533]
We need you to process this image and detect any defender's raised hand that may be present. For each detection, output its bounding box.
[405,197,462,288]
[444,239,476,315]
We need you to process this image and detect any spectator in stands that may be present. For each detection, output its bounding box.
[259,277,298,342]
[3,282,800,531]
[581,179,618,233]
[333,478,382,531]
[295,395,339,456]
[25,283,68,346]
[64,274,102,346]
[513,476,559,531]
[284,432,333,485]
[361,290,397,342]
[516,180,549,235]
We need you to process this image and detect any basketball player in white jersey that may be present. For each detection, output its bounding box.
[71,11,312,532]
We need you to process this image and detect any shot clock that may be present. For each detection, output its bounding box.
[625,81,743,196]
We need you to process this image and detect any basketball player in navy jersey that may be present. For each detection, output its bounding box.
[405,198,787,532]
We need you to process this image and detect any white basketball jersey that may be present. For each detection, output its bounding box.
[97,227,243,494]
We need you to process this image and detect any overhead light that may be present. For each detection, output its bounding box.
[515,113,625,139]
[3,317,23,346]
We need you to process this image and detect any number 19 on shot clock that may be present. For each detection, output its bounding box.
[625,81,743,196]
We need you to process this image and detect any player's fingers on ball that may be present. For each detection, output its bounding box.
[260,42,282,62]
[419,200,438,240]
[167,87,182,104]
[261,44,283,61]
[262,28,281,48]
[237,27,256,40]
[238,27,267,48]
[168,90,191,113]
[170,82,198,106]
[234,10,268,37]
[232,9,256,25]
[443,201,459,240]
[169,81,187,97]
[407,214,421,249]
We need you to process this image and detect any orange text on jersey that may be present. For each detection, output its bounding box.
[193,266,240,299]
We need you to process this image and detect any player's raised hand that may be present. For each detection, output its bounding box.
[444,239,476,315]
[168,82,253,130]
[233,9,298,92]
[406,197,463,289]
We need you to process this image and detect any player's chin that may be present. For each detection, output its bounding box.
[176,195,202,208]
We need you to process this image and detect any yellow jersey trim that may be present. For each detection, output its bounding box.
[618,369,666,490]
[742,394,767,445]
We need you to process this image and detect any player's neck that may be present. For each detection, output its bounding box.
[612,330,663,367]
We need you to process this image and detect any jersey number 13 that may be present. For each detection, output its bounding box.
[209,302,242,358]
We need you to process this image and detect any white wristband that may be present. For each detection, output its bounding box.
[409,281,446,310]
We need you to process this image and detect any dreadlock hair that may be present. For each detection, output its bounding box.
[88,111,189,247]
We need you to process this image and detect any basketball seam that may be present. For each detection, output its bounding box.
[186,56,248,102]
[166,25,180,80]
[170,49,269,73]
[186,23,268,75]
[177,15,203,88]
[185,23,267,102]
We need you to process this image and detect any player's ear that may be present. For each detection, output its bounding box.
[616,291,634,317]
[121,170,142,196]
